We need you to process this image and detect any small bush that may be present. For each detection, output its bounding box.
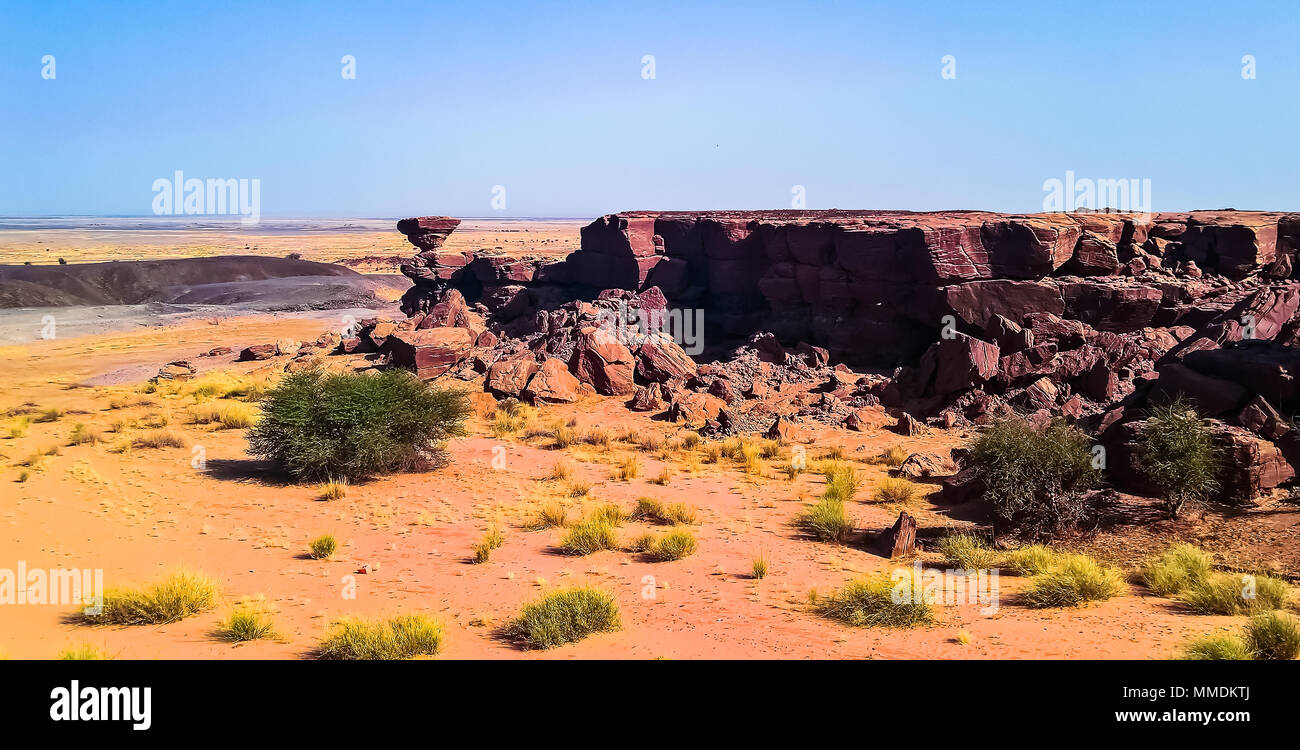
[82,569,218,625]
[643,527,697,561]
[590,503,628,526]
[970,417,1100,539]
[217,607,277,643]
[559,518,619,555]
[1139,398,1221,517]
[248,370,470,481]
[308,534,338,560]
[35,407,64,423]
[59,644,111,660]
[1180,573,1290,615]
[821,462,860,503]
[1021,554,1124,608]
[613,455,641,481]
[874,477,917,504]
[132,429,187,449]
[878,445,909,467]
[794,497,854,543]
[1181,633,1254,661]
[1141,543,1214,597]
[1244,611,1300,660]
[528,502,569,530]
[936,533,1001,570]
[68,423,104,446]
[814,574,934,628]
[1004,544,1058,576]
[505,587,621,649]
[318,479,348,501]
[317,614,444,660]
[632,497,698,525]
[751,553,769,579]
[472,527,504,564]
[627,532,658,553]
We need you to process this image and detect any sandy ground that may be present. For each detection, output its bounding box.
[0,218,582,270]
[0,313,1282,661]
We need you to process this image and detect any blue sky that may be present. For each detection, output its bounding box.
[2,0,1298,217]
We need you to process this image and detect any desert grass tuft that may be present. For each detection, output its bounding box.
[1180,573,1290,615]
[1020,554,1124,608]
[132,429,187,449]
[613,454,641,481]
[527,501,569,530]
[794,497,854,543]
[877,444,909,468]
[67,423,104,446]
[751,552,769,579]
[81,569,218,625]
[1141,543,1214,597]
[873,476,918,504]
[505,587,621,649]
[566,479,592,498]
[1180,633,1254,660]
[813,573,934,628]
[821,462,860,503]
[1244,611,1300,660]
[316,614,444,660]
[545,460,573,481]
[217,606,278,643]
[936,532,1001,570]
[58,644,112,660]
[308,534,339,560]
[558,517,619,555]
[1004,544,1058,576]
[632,496,698,525]
[641,527,697,561]
[318,479,348,501]
[471,526,505,564]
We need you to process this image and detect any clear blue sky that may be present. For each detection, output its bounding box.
[2,0,1298,218]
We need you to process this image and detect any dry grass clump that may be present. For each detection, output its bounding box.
[583,427,614,450]
[632,497,698,525]
[1180,612,1300,660]
[527,501,569,530]
[680,453,703,474]
[308,533,339,559]
[751,552,769,579]
[1020,554,1125,608]
[318,478,348,501]
[216,605,278,643]
[81,569,218,625]
[1141,543,1214,597]
[132,429,187,449]
[935,532,1001,570]
[613,454,641,481]
[876,444,909,468]
[873,476,917,504]
[559,517,620,555]
[192,401,258,429]
[740,443,767,477]
[819,444,847,461]
[67,423,104,446]
[681,431,702,450]
[472,526,505,564]
[637,433,664,452]
[547,423,578,449]
[813,573,934,628]
[316,614,444,660]
[504,587,621,649]
[34,407,65,423]
[639,527,697,561]
[491,400,536,437]
[565,478,593,498]
[1179,573,1290,615]
[821,462,861,503]
[649,467,674,485]
[1180,633,1255,660]
[7,416,30,438]
[1004,544,1058,576]
[794,497,854,543]
[545,460,573,481]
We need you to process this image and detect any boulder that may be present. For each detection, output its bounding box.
[155,360,196,381]
[668,392,725,428]
[569,326,637,395]
[486,357,540,397]
[635,332,698,382]
[238,344,276,361]
[386,327,474,378]
[896,452,956,481]
[524,358,581,403]
[919,333,1000,396]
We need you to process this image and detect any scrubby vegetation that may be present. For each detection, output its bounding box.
[1180,612,1300,660]
[874,476,918,504]
[1020,554,1124,607]
[318,479,348,501]
[559,517,620,555]
[632,497,698,525]
[506,587,621,649]
[316,614,445,660]
[936,532,1000,570]
[751,552,769,579]
[217,606,278,643]
[67,423,104,446]
[1139,398,1221,517]
[527,501,569,530]
[1004,544,1058,576]
[1181,633,1255,660]
[1141,543,1214,597]
[1179,573,1290,615]
[490,399,536,437]
[472,527,504,563]
[192,401,258,429]
[969,417,1099,539]
[249,370,469,481]
[821,461,860,503]
[58,644,111,660]
[81,569,218,625]
[813,573,934,628]
[132,429,187,449]
[637,527,698,561]
[794,496,854,543]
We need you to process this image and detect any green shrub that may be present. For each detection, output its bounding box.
[936,533,1001,570]
[248,370,469,481]
[794,497,854,543]
[559,518,619,555]
[1141,543,1214,597]
[506,587,621,649]
[317,614,444,659]
[82,569,218,625]
[970,417,1099,539]
[1244,611,1300,660]
[814,574,934,628]
[1181,633,1254,661]
[1139,398,1221,517]
[1021,554,1124,608]
[1181,573,1290,615]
